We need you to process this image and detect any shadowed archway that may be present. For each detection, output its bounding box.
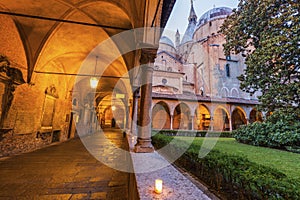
[213,107,229,131]
[173,103,191,130]
[152,101,171,130]
[231,108,247,130]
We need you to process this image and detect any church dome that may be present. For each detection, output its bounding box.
[197,7,232,28]
[159,36,175,47]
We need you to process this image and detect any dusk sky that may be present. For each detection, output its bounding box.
[163,0,239,42]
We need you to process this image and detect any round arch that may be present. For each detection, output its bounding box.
[97,95,126,129]
[221,87,229,97]
[230,88,239,98]
[194,104,211,130]
[249,109,263,123]
[213,106,230,131]
[173,102,191,130]
[152,101,171,130]
[231,108,247,130]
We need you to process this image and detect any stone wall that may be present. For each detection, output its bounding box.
[0,130,52,157]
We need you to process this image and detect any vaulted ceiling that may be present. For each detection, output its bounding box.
[0,0,175,105]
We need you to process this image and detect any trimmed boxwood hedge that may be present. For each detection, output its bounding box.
[152,134,300,199]
[152,129,233,138]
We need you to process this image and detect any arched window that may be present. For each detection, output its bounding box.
[72,98,77,106]
[225,64,230,77]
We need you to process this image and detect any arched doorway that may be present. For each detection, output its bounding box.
[97,95,126,129]
[152,101,171,129]
[231,108,247,130]
[194,104,211,130]
[173,103,191,130]
[249,109,263,123]
[213,107,230,131]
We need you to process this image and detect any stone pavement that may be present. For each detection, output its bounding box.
[0,129,129,200]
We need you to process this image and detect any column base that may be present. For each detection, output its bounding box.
[134,138,154,153]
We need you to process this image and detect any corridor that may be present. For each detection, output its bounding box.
[0,129,129,200]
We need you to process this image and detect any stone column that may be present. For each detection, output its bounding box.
[170,115,173,130]
[124,99,129,130]
[134,49,156,153]
[190,115,194,131]
[246,118,250,125]
[131,87,140,136]
[229,117,233,131]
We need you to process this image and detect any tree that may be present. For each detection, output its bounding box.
[220,0,300,115]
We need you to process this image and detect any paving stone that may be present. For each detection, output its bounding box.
[0,129,129,199]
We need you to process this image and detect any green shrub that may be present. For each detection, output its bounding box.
[152,129,233,138]
[234,110,300,152]
[152,134,300,199]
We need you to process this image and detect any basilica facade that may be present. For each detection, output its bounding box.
[152,3,263,132]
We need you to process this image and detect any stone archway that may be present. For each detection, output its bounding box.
[173,103,191,130]
[231,108,247,130]
[249,109,263,123]
[152,101,171,130]
[194,104,211,130]
[213,107,230,131]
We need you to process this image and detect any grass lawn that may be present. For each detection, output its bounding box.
[181,137,300,179]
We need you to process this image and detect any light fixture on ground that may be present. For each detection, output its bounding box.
[90,55,99,89]
[155,179,163,194]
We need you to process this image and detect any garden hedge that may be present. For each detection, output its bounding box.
[152,134,300,199]
[234,110,300,153]
[152,129,233,138]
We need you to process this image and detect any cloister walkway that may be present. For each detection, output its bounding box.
[0,129,129,200]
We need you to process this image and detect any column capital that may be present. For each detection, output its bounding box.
[140,48,157,64]
[132,86,140,98]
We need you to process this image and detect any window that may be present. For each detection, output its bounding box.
[72,98,77,106]
[225,64,230,77]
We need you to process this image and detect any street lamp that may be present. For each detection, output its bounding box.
[90,56,99,89]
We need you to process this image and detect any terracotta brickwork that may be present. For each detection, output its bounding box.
[152,6,262,131]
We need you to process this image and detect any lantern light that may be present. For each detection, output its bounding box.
[90,56,99,89]
[155,179,163,194]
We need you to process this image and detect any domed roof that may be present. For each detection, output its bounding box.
[159,36,175,47]
[197,7,232,28]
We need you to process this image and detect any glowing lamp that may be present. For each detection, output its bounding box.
[155,179,163,194]
[90,55,99,89]
[90,77,99,89]
[111,105,116,111]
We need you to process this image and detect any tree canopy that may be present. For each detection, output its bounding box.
[220,0,299,115]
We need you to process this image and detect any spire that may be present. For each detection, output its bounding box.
[188,0,197,24]
[175,29,180,47]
